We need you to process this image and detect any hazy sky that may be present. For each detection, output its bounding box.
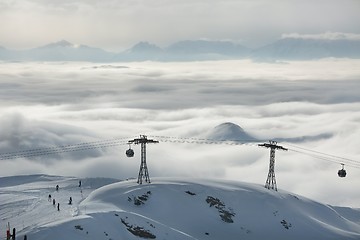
[0,59,360,207]
[1,0,360,50]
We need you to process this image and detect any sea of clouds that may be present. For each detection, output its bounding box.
[0,59,359,207]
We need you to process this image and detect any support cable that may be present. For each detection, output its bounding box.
[0,138,130,160]
[283,142,360,166]
[1,133,359,172]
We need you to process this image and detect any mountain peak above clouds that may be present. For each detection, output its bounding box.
[24,40,114,62]
[207,122,257,141]
[36,39,102,51]
[252,36,360,60]
[39,39,76,49]
[127,41,163,53]
[115,41,164,61]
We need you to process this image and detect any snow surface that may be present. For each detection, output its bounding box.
[1,175,360,240]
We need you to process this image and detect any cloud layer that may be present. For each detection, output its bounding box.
[0,59,360,208]
[282,32,360,41]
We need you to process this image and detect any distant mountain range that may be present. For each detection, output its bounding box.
[1,37,360,62]
[0,40,114,62]
[252,37,360,60]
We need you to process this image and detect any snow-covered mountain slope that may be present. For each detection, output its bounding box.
[4,176,359,240]
[0,174,119,238]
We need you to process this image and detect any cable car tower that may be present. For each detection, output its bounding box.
[258,140,288,191]
[127,135,159,184]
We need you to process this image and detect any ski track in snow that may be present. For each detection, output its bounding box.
[0,175,117,238]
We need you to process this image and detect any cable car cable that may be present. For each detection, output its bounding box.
[282,142,360,165]
[287,148,360,169]
[1,133,359,172]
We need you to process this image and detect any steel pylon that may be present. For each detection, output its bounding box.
[258,140,287,191]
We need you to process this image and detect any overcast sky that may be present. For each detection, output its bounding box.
[0,59,360,207]
[0,0,360,50]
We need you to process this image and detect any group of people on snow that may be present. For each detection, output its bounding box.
[6,180,83,240]
[48,189,61,211]
[47,180,82,212]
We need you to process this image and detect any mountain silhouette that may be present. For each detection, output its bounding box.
[207,122,257,141]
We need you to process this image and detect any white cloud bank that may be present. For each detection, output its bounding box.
[0,59,360,207]
[282,32,360,41]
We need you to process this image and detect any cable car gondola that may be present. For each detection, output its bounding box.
[126,144,134,157]
[337,163,346,178]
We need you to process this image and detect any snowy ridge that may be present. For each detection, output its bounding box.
[2,176,358,240]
